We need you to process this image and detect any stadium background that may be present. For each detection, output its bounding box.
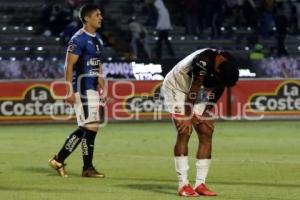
[0,0,300,200]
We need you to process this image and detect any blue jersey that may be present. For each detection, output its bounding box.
[67,29,103,93]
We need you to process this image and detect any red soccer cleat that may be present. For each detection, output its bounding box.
[194,183,217,196]
[178,184,200,197]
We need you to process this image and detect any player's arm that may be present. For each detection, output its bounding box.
[65,37,82,104]
[175,54,208,133]
[193,81,226,126]
[65,52,79,104]
[205,85,225,111]
[97,63,106,97]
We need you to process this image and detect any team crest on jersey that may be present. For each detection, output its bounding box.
[196,60,207,75]
[196,60,207,68]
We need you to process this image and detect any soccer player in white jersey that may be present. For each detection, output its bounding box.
[48,4,106,178]
[162,48,239,196]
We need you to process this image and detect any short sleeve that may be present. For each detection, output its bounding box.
[67,37,82,55]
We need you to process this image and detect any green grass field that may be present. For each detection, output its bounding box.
[0,121,300,200]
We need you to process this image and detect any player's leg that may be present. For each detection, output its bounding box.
[56,127,86,162]
[81,123,98,170]
[162,85,198,196]
[48,127,85,177]
[193,115,217,196]
[48,92,87,177]
[80,90,105,178]
[173,117,199,197]
[81,123,104,178]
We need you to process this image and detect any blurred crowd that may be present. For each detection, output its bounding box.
[125,0,300,58]
[255,56,300,77]
[36,0,299,57]
[37,0,106,44]
[0,59,64,79]
[129,0,299,37]
[182,0,299,39]
[1,0,300,79]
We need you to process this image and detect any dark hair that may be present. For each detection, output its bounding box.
[79,4,100,23]
[218,56,239,87]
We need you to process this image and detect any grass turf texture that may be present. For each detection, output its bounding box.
[0,121,300,200]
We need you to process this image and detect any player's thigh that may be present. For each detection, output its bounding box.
[193,116,215,140]
[85,122,99,132]
[172,117,193,136]
[74,90,103,128]
[162,86,187,116]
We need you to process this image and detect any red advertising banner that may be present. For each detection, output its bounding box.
[106,80,168,120]
[230,79,300,119]
[0,79,299,123]
[0,80,170,123]
[0,81,71,122]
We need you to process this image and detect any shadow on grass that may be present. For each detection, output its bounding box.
[118,183,176,195]
[14,166,80,177]
[0,186,78,193]
[108,176,174,183]
[114,177,300,195]
[212,181,300,188]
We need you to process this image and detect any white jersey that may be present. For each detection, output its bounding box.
[163,49,208,93]
[162,48,226,115]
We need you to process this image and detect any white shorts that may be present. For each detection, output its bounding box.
[74,89,105,127]
[162,85,206,116]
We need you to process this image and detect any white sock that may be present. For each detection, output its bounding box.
[195,159,211,188]
[174,156,189,190]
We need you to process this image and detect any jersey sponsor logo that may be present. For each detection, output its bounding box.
[89,68,100,75]
[81,138,88,155]
[87,58,101,67]
[249,81,300,113]
[65,135,80,152]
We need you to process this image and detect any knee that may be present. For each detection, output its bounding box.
[84,123,99,132]
[198,123,214,143]
[177,130,191,143]
[175,129,191,146]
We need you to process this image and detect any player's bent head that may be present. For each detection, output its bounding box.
[79,4,101,24]
[218,59,239,88]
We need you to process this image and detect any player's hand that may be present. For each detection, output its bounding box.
[194,111,214,124]
[97,87,106,104]
[175,118,192,134]
[65,93,76,105]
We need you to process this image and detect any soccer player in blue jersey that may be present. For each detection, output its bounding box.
[49,4,106,178]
